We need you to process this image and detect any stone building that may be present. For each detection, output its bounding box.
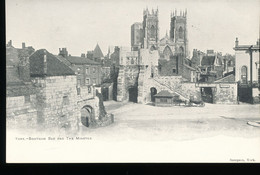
[86,44,104,63]
[29,49,113,131]
[154,90,179,107]
[199,50,224,82]
[6,41,37,129]
[6,44,113,132]
[234,38,260,103]
[117,8,198,104]
[222,54,235,76]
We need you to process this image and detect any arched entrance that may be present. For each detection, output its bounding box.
[81,105,94,127]
[128,86,138,103]
[150,87,157,102]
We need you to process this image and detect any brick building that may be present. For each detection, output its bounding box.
[58,48,102,87]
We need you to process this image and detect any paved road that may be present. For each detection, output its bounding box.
[80,101,260,141]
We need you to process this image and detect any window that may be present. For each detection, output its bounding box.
[163,46,173,60]
[77,67,81,75]
[85,78,90,85]
[172,69,176,73]
[179,27,184,39]
[241,66,247,84]
[131,58,134,64]
[77,87,81,95]
[62,96,70,105]
[151,25,156,38]
[88,86,92,93]
[93,67,96,73]
[85,67,89,75]
[24,95,30,103]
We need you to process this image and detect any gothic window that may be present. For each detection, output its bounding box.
[150,25,156,38]
[179,46,184,55]
[178,27,184,39]
[241,66,248,84]
[163,46,173,60]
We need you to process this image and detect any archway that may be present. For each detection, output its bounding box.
[128,86,138,103]
[81,105,94,127]
[150,87,157,102]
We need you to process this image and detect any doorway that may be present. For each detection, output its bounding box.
[150,87,157,102]
[201,87,213,103]
[81,105,93,127]
[128,86,138,103]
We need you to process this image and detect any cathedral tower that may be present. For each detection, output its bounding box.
[170,9,188,58]
[142,8,159,50]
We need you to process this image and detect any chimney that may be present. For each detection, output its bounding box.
[43,50,47,74]
[235,37,239,47]
[257,39,259,46]
[8,40,12,47]
[22,42,26,49]
[81,53,86,58]
[59,48,68,57]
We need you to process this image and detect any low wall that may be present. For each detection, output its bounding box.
[214,83,238,104]
[6,95,38,129]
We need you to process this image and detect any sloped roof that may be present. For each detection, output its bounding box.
[55,55,72,67]
[154,90,178,97]
[66,56,101,65]
[6,67,24,86]
[30,49,75,77]
[93,44,104,58]
[201,56,215,66]
[214,74,235,83]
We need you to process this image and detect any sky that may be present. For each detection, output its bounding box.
[6,0,260,57]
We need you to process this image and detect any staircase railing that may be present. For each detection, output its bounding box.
[153,77,190,100]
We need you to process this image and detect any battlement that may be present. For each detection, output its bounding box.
[143,7,159,17]
[171,9,187,18]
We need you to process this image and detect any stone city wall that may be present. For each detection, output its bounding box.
[6,95,37,129]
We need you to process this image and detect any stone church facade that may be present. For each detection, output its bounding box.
[117,8,198,104]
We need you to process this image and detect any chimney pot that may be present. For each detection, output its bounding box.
[22,42,25,49]
[235,37,239,47]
